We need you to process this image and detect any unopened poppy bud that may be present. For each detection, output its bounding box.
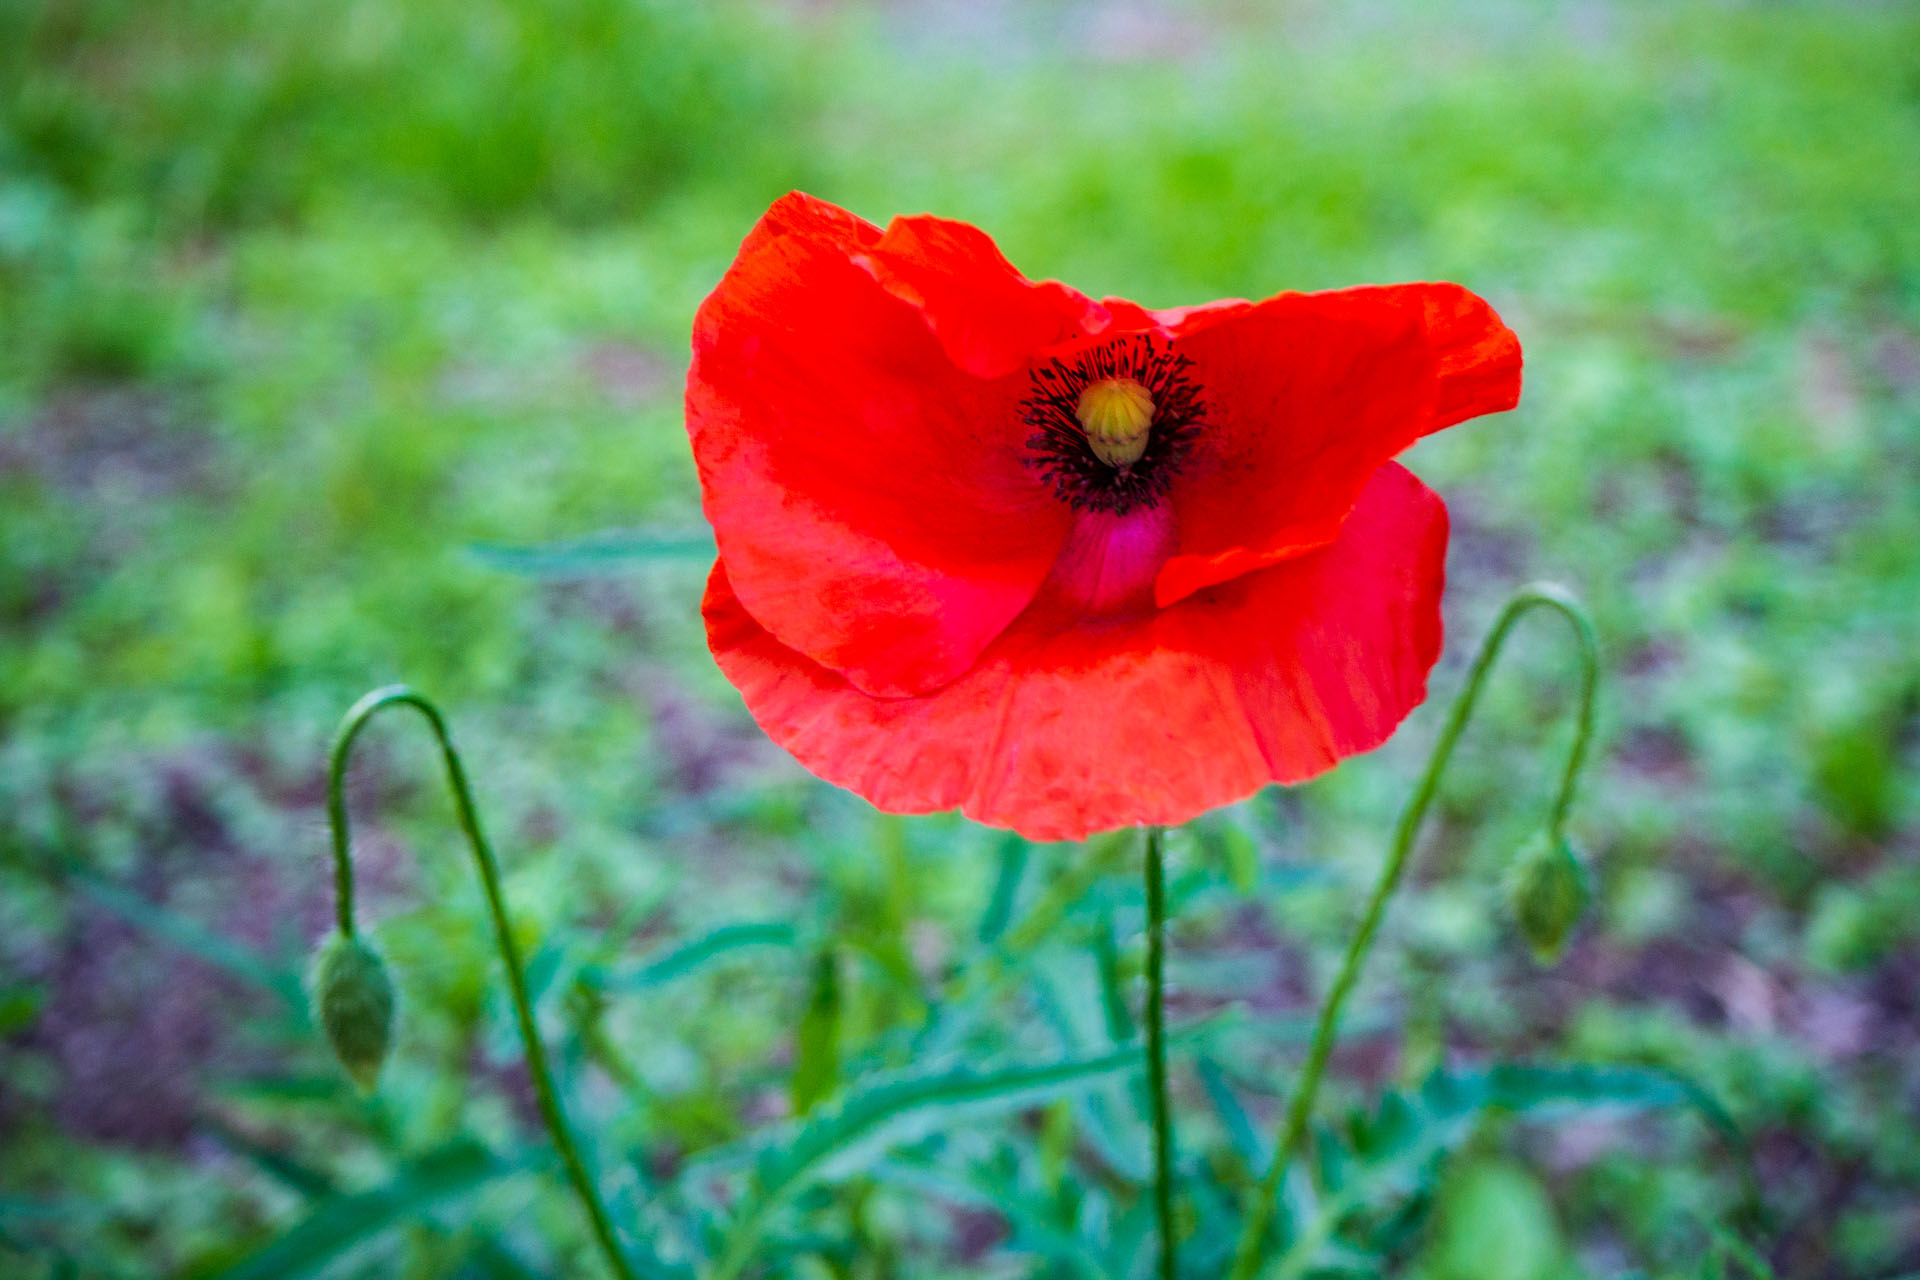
[1507,832,1589,964]
[310,931,395,1090]
[1075,377,1155,470]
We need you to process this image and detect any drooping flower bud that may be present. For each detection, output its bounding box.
[1506,832,1589,964]
[310,930,395,1090]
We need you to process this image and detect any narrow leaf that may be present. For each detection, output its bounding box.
[187,1141,526,1280]
[790,947,843,1116]
[977,834,1029,944]
[589,921,798,993]
[1269,1060,1734,1279]
[198,1120,339,1198]
[67,865,305,1011]
[1197,1056,1264,1168]
[699,1042,1158,1280]
[469,528,714,578]
[1468,1060,1739,1143]
[1092,909,1134,1044]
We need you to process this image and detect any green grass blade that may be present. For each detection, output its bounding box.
[64,865,306,1013]
[977,833,1028,944]
[197,1120,339,1199]
[1462,1060,1740,1145]
[1198,1055,1266,1169]
[589,921,798,993]
[697,1042,1155,1280]
[1270,1060,1734,1278]
[789,947,843,1117]
[1093,909,1135,1044]
[186,1141,528,1280]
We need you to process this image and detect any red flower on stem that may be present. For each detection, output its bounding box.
[688,193,1521,842]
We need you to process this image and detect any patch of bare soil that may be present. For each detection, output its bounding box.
[0,386,220,502]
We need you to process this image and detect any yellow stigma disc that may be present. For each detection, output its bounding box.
[1075,377,1155,470]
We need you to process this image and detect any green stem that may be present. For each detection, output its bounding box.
[327,685,641,1280]
[1226,583,1599,1280]
[1143,825,1177,1280]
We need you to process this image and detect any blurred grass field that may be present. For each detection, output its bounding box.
[2,0,1918,1276]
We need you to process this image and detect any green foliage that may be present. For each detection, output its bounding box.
[0,0,817,231]
[1421,1159,1564,1280]
[1232,1062,1724,1277]
[789,946,843,1117]
[186,1140,527,1280]
[1803,862,1920,973]
[587,920,799,993]
[64,860,307,1010]
[1808,704,1903,840]
[698,1041,1162,1278]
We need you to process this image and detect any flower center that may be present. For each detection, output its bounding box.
[1020,335,1204,515]
[1075,377,1155,470]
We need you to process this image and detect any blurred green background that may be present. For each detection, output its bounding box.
[2,0,1918,1276]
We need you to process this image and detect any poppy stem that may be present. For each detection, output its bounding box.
[326,686,642,1280]
[1142,824,1179,1280]
[1226,583,1599,1280]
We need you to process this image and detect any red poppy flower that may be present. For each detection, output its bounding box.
[688,192,1520,842]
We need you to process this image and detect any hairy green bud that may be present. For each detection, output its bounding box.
[310,931,395,1090]
[1507,832,1590,964]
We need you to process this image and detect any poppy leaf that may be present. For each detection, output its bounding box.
[694,1039,1184,1280]
[1262,1061,1734,1275]
[186,1140,534,1280]
[863,1159,1117,1279]
[583,920,799,993]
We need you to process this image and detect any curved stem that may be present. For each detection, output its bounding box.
[1226,583,1599,1280]
[327,685,641,1280]
[1143,825,1177,1280]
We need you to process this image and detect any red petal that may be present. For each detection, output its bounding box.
[1096,296,1163,332]
[1153,283,1518,607]
[1149,297,1254,331]
[688,195,1076,698]
[736,190,882,258]
[860,215,1107,378]
[1414,282,1525,431]
[705,463,1449,842]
